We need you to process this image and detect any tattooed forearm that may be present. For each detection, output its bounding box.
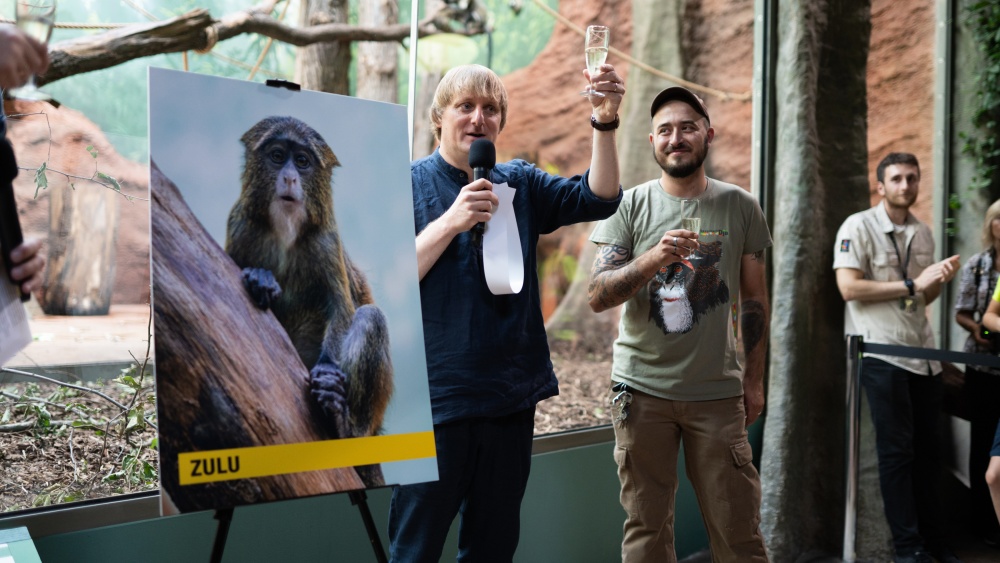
[589,244,650,311]
[741,299,767,355]
[751,248,766,264]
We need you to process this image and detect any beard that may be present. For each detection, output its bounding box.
[655,138,709,179]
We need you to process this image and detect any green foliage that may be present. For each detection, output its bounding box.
[962,1,1000,196]
[471,0,558,76]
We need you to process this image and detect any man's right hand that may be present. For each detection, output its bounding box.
[441,178,499,235]
[0,25,49,90]
[655,228,699,263]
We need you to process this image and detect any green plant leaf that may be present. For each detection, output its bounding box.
[96,171,122,193]
[33,162,48,198]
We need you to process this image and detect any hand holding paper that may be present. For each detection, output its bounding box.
[482,182,523,295]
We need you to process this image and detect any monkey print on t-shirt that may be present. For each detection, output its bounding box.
[648,240,729,334]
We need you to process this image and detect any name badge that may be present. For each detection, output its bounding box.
[899,297,916,313]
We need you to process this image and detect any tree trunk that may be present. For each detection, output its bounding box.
[150,161,364,513]
[545,0,683,349]
[411,70,443,159]
[760,1,873,560]
[296,0,351,94]
[618,0,686,190]
[357,0,399,103]
[40,182,119,315]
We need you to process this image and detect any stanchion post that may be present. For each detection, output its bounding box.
[843,334,863,563]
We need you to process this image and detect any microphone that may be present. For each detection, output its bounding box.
[468,138,495,245]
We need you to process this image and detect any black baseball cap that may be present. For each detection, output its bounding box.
[650,86,710,124]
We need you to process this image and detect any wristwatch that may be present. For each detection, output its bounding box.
[904,278,915,296]
[590,114,620,131]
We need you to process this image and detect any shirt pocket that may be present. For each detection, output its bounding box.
[911,249,934,276]
[872,250,900,281]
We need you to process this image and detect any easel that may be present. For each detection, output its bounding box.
[208,490,388,563]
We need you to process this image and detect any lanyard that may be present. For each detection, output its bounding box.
[887,230,911,280]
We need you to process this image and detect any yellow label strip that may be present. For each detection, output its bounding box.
[177,431,436,485]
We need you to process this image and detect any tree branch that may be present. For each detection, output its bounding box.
[39,6,472,87]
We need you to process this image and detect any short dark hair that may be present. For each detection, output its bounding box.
[876,152,920,184]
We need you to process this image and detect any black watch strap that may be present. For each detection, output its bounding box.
[904,278,915,296]
[590,114,620,131]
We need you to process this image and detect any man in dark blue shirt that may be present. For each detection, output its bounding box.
[388,63,625,562]
[1,24,48,295]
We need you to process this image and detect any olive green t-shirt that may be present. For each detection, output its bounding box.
[590,178,772,401]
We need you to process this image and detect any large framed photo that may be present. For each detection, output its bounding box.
[148,68,435,514]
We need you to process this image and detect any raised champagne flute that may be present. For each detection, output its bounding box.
[579,25,609,97]
[8,0,56,101]
[681,198,700,236]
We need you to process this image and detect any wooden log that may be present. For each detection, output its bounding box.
[39,182,118,315]
[151,160,364,513]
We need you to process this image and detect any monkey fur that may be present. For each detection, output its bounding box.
[225,117,394,478]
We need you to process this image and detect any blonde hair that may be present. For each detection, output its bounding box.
[429,65,508,141]
[983,199,1000,248]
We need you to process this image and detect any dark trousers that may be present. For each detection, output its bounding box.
[387,408,535,563]
[861,358,946,556]
[966,367,1000,538]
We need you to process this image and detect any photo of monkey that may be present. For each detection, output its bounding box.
[149,69,435,513]
[648,240,730,334]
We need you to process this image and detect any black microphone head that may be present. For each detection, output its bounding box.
[468,138,496,171]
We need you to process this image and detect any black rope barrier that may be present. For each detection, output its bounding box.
[861,342,1000,369]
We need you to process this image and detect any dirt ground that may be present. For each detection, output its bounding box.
[0,376,158,513]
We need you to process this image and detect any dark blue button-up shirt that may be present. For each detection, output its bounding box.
[412,149,621,424]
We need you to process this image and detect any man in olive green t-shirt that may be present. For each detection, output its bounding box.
[588,87,771,563]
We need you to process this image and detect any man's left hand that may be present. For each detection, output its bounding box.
[584,63,625,124]
[743,380,765,427]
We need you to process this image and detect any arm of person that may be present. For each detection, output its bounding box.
[835,254,960,304]
[957,309,993,347]
[835,268,909,302]
[740,249,769,427]
[584,64,624,201]
[587,230,697,312]
[415,178,498,280]
[0,25,49,90]
[8,237,44,295]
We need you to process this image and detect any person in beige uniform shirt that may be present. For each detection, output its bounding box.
[833,152,961,563]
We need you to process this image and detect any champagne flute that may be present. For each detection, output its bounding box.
[681,199,700,236]
[579,25,609,97]
[8,0,56,101]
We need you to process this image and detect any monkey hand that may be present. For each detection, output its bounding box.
[309,361,352,439]
[241,268,282,309]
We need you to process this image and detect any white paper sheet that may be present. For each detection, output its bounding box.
[482,182,524,295]
[0,278,31,366]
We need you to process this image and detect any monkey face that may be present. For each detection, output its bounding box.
[238,116,340,248]
[262,138,314,205]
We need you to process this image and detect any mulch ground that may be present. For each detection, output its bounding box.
[536,353,614,434]
[0,375,158,513]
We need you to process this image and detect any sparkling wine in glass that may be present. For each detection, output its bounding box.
[9,0,56,101]
[580,25,609,97]
[681,199,700,235]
